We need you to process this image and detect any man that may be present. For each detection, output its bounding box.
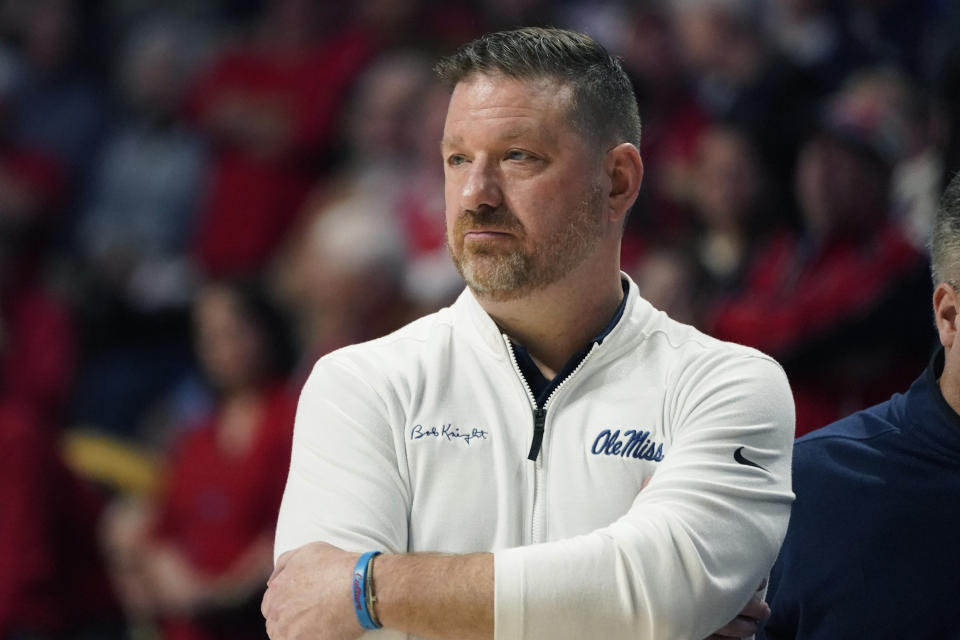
[262,28,795,640]
[759,172,960,639]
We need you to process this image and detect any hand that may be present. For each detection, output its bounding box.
[261,541,365,640]
[207,536,275,608]
[149,545,212,614]
[703,585,771,639]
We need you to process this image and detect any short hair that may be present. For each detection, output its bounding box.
[931,171,960,288]
[434,27,642,153]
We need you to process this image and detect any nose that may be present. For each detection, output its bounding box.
[459,157,503,212]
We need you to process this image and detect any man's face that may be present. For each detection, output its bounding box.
[795,134,887,235]
[442,73,606,301]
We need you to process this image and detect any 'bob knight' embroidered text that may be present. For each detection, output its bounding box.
[591,428,664,462]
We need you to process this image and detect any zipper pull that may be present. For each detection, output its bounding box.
[527,408,547,461]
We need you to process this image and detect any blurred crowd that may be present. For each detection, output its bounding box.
[1,0,958,637]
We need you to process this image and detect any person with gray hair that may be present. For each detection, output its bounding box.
[931,173,960,288]
[262,27,794,640]
[759,171,960,639]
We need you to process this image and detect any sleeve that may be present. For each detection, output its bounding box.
[273,356,411,560]
[494,352,796,640]
[759,436,822,640]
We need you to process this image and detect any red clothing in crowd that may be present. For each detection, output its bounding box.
[187,29,378,277]
[0,403,117,636]
[1,142,74,422]
[708,222,931,435]
[152,385,296,640]
[1,285,76,421]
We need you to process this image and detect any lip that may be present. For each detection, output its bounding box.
[463,229,514,239]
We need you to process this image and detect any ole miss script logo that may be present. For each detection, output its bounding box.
[590,428,664,462]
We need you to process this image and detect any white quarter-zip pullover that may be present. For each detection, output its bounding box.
[275,274,795,640]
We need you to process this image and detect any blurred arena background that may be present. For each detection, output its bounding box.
[0,0,957,637]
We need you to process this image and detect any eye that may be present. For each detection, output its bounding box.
[505,149,529,161]
[447,154,467,167]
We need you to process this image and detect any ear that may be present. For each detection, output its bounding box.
[604,143,644,226]
[933,282,959,349]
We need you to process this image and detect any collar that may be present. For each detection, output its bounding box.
[907,346,960,458]
[454,272,644,361]
[512,278,630,403]
[590,277,630,345]
[924,347,960,431]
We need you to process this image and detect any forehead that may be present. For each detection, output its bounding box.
[442,73,576,143]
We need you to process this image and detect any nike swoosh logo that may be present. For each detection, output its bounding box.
[734,447,766,471]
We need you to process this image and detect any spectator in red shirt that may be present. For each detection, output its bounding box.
[102,279,297,640]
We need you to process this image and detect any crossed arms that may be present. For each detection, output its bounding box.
[263,349,795,639]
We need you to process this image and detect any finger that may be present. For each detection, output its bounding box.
[261,585,272,618]
[268,550,294,584]
[711,615,761,638]
[739,595,771,622]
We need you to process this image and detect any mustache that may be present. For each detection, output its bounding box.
[455,205,523,233]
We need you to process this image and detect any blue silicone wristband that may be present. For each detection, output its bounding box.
[352,551,382,630]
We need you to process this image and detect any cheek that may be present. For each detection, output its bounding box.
[443,203,460,249]
[443,179,460,224]
[444,174,476,250]
[514,174,585,225]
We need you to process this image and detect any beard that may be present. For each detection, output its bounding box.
[447,184,605,302]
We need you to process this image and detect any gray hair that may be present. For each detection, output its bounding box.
[434,27,642,152]
[930,172,960,288]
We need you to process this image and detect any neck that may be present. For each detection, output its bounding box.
[476,262,624,375]
[217,389,265,456]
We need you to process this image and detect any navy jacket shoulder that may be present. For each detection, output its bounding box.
[761,349,960,639]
